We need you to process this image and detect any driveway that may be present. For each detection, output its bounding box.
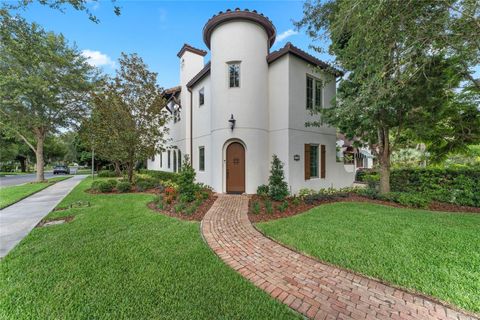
[0,175,86,258]
[0,172,56,187]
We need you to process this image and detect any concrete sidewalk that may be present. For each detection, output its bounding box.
[0,175,86,258]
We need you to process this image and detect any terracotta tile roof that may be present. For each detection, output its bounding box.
[186,62,211,89]
[267,42,343,77]
[177,43,207,58]
[203,8,276,49]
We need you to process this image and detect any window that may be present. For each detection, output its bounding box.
[178,150,182,170]
[306,76,313,110]
[160,152,163,168]
[228,63,240,88]
[167,150,171,168]
[173,105,181,123]
[306,75,323,110]
[151,155,155,161]
[199,146,205,171]
[199,88,204,106]
[304,144,326,179]
[310,145,319,178]
[173,151,177,172]
[315,80,322,109]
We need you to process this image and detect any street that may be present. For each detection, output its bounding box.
[0,172,57,187]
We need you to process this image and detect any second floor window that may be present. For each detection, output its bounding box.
[173,106,181,123]
[229,63,240,88]
[199,88,204,106]
[306,75,323,110]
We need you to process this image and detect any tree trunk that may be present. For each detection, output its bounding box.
[114,161,122,177]
[377,126,391,194]
[18,156,27,172]
[35,130,46,182]
[127,162,134,183]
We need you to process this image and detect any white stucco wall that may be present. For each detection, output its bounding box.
[285,55,354,193]
[149,15,354,194]
[191,76,212,186]
[209,20,270,193]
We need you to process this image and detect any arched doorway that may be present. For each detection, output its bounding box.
[226,142,245,194]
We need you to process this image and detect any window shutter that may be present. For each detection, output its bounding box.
[320,145,326,179]
[304,144,311,180]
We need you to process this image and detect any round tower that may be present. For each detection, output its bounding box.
[203,9,276,193]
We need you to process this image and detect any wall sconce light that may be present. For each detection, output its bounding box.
[228,114,236,131]
[293,154,300,161]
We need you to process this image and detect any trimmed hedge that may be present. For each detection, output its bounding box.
[358,167,480,207]
[138,169,178,183]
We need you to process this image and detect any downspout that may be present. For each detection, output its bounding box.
[188,87,193,166]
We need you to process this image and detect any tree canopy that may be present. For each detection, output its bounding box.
[0,12,99,180]
[298,0,480,192]
[82,53,169,182]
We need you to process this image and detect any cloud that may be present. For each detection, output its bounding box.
[81,50,115,68]
[276,29,298,42]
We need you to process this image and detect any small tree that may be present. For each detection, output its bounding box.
[83,53,169,182]
[177,155,197,203]
[268,155,289,201]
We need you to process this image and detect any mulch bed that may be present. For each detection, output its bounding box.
[148,193,218,221]
[36,216,75,228]
[248,194,480,222]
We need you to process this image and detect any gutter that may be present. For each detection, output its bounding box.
[188,87,193,165]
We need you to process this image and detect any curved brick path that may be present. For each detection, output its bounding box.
[201,195,478,320]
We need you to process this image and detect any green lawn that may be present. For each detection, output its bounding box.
[0,176,71,209]
[0,178,298,320]
[257,202,480,313]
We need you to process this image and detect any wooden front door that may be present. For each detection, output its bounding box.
[226,142,245,194]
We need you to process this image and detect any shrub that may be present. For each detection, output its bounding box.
[304,192,334,205]
[385,192,431,208]
[117,181,132,193]
[164,187,177,204]
[138,169,178,183]
[264,199,273,214]
[298,188,315,198]
[90,180,102,192]
[358,167,480,207]
[156,195,165,210]
[256,184,269,197]
[292,196,301,206]
[277,201,289,212]
[96,179,117,193]
[184,203,198,215]
[251,201,261,214]
[97,170,117,178]
[177,156,198,203]
[174,202,186,213]
[135,178,156,192]
[363,173,380,189]
[268,155,289,201]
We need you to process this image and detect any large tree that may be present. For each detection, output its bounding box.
[0,13,99,181]
[2,1,120,23]
[298,0,480,193]
[83,53,169,182]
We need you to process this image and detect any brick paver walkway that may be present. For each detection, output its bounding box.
[201,195,478,320]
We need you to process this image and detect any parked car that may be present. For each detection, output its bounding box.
[53,165,70,175]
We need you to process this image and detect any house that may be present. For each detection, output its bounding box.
[336,134,375,173]
[147,8,354,194]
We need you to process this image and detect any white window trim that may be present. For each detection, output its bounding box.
[227,61,241,88]
[306,74,323,111]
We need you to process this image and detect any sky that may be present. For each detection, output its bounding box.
[14,0,332,89]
